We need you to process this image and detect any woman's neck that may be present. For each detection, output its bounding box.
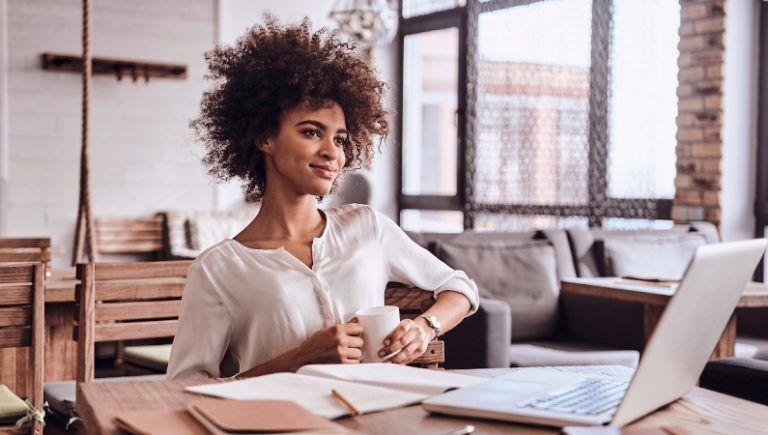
[239,190,324,242]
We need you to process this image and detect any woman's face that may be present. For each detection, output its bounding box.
[261,101,348,198]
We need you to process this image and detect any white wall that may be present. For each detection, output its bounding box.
[216,0,399,218]
[721,0,760,241]
[2,0,216,264]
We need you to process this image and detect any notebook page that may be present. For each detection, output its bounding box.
[185,373,426,419]
[297,363,486,396]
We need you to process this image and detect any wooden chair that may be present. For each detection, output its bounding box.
[0,263,45,435]
[74,260,192,382]
[93,216,165,261]
[385,285,445,369]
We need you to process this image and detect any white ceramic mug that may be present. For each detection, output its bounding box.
[355,305,401,363]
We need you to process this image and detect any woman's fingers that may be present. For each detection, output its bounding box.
[341,322,364,336]
[381,325,418,356]
[383,320,413,347]
[391,340,423,365]
[341,335,364,349]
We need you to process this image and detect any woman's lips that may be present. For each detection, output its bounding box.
[310,165,336,179]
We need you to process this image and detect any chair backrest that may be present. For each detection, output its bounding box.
[75,260,192,382]
[0,263,44,423]
[94,216,165,260]
[0,238,51,269]
[385,285,444,369]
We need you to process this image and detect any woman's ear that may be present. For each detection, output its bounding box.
[258,139,272,154]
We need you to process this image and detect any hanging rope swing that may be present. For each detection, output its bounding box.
[71,0,96,265]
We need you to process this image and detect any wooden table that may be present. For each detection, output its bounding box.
[561,278,768,359]
[75,368,768,434]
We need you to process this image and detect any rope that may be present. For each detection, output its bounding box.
[14,399,46,429]
[73,0,95,264]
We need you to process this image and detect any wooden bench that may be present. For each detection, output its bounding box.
[0,263,45,435]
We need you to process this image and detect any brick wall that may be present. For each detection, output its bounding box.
[3,0,215,265]
[673,0,726,225]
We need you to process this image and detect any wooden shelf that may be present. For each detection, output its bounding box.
[41,53,187,82]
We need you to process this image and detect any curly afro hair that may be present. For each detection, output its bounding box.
[191,17,389,201]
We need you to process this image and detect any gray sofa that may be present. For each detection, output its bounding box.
[408,222,725,369]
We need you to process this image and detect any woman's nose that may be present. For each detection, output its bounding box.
[319,137,339,160]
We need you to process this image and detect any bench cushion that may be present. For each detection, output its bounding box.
[435,240,559,340]
[123,344,172,372]
[0,384,26,424]
[509,341,639,368]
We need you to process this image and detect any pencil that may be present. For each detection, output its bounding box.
[331,389,361,416]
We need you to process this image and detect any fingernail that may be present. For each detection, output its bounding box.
[378,351,385,357]
[384,339,390,346]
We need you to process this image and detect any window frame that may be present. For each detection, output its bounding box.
[753,0,768,281]
[397,0,674,229]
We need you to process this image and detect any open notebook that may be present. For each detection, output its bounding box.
[186,363,485,419]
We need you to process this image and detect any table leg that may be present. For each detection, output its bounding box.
[709,313,736,360]
[643,304,665,347]
[644,305,736,361]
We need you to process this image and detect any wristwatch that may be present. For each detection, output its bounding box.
[419,314,442,338]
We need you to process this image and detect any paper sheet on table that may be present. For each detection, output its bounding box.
[186,373,425,419]
[297,363,486,396]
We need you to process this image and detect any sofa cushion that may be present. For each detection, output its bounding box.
[435,240,559,340]
[568,226,709,278]
[602,233,707,280]
[508,341,639,368]
[735,336,768,360]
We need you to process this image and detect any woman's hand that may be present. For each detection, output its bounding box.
[301,322,364,364]
[379,318,435,365]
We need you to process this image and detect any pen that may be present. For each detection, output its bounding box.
[442,425,475,435]
[331,389,361,416]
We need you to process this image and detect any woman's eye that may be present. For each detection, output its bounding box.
[335,137,348,146]
[303,129,321,138]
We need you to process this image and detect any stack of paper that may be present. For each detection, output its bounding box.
[186,363,486,419]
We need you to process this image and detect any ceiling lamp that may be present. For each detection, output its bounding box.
[328,0,398,48]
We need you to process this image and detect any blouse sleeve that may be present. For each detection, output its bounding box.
[373,209,479,315]
[166,261,232,379]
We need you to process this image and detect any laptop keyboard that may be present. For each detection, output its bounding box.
[517,378,628,416]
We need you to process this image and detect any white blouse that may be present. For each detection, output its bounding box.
[166,204,479,379]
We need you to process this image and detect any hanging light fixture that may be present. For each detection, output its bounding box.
[328,0,398,48]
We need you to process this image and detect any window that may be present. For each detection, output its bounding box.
[398,0,679,231]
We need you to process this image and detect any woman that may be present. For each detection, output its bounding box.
[167,19,478,380]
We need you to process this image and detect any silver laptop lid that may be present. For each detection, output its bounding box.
[611,239,767,427]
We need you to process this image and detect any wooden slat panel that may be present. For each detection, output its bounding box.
[95,218,163,230]
[95,300,182,321]
[0,252,49,262]
[96,232,163,242]
[0,286,32,305]
[412,340,444,365]
[0,238,50,248]
[385,286,435,313]
[94,320,178,342]
[0,265,34,284]
[94,261,191,280]
[98,242,163,254]
[96,281,185,301]
[0,327,31,347]
[0,307,31,327]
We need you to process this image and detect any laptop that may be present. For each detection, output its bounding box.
[423,239,767,427]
